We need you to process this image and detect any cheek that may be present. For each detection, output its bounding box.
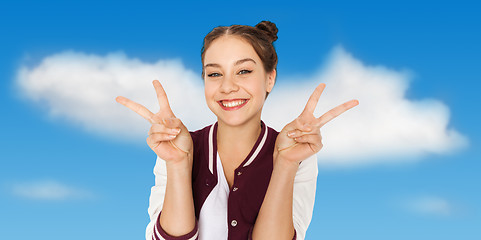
[246,81,267,100]
[204,81,217,100]
[253,75,269,95]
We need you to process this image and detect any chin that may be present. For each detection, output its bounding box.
[216,115,245,126]
[217,112,262,128]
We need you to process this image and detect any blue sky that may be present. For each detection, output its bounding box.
[1,1,480,239]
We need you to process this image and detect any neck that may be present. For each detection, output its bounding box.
[216,119,262,155]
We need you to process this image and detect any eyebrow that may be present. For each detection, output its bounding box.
[204,58,257,68]
[235,58,256,66]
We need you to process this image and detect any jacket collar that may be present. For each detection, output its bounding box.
[207,121,269,174]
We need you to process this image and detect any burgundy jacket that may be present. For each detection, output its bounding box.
[149,121,316,240]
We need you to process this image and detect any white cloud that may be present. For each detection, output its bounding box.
[265,47,468,166]
[404,195,454,216]
[16,48,467,167]
[17,51,214,140]
[10,180,93,201]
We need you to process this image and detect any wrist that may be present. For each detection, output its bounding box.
[165,155,193,174]
[273,156,300,175]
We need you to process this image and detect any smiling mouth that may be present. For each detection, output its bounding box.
[218,99,248,110]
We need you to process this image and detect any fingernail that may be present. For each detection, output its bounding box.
[287,131,295,137]
[172,128,181,134]
[168,135,176,139]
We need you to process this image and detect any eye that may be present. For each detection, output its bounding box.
[238,69,252,75]
[207,72,222,77]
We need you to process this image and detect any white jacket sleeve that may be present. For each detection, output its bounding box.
[145,156,168,240]
[292,154,318,240]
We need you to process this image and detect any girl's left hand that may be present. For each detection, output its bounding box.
[274,83,359,164]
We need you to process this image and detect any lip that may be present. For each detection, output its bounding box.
[217,99,249,111]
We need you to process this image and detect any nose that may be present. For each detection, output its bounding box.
[219,74,239,94]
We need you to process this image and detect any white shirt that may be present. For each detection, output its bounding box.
[198,153,229,239]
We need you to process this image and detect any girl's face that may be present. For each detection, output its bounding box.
[203,35,276,128]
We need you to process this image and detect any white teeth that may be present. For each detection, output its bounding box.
[222,99,246,108]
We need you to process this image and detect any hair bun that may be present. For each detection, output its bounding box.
[255,21,278,42]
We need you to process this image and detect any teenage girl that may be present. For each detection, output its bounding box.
[116,21,358,240]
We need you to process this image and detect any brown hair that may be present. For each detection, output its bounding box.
[201,21,279,77]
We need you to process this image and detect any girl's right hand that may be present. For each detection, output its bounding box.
[116,80,193,164]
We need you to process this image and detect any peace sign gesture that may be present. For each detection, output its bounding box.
[116,80,193,163]
[274,83,359,164]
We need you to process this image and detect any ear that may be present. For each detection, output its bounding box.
[266,69,276,93]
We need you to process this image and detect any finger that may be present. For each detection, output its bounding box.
[152,80,174,116]
[148,123,181,136]
[147,133,177,146]
[287,127,319,138]
[317,99,359,128]
[302,83,326,115]
[116,96,155,123]
[294,134,323,153]
[294,133,322,143]
[287,129,304,138]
